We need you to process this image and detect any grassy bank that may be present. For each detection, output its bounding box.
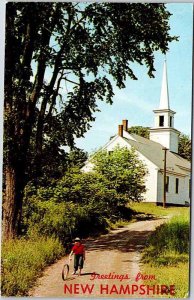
[129,202,189,218]
[141,209,190,298]
[142,262,189,298]
[1,236,64,296]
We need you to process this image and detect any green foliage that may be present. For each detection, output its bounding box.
[23,199,77,240]
[178,133,191,161]
[92,147,147,202]
[141,208,190,298]
[128,126,150,139]
[142,262,189,298]
[141,209,190,298]
[143,212,190,266]
[22,147,147,241]
[27,140,69,185]
[5,2,176,155]
[22,169,117,240]
[28,146,88,185]
[1,236,64,296]
[27,168,117,208]
[67,148,88,169]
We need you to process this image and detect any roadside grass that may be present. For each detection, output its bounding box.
[142,262,189,298]
[141,211,190,298]
[129,202,189,218]
[1,236,64,296]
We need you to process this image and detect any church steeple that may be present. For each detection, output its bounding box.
[159,60,170,110]
[149,61,179,153]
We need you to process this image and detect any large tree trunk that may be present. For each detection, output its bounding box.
[2,4,61,239]
[2,166,17,239]
[3,156,27,240]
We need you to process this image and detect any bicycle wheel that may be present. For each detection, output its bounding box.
[62,264,69,280]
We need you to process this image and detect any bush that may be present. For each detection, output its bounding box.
[1,236,64,296]
[23,199,80,242]
[92,147,147,202]
[22,167,136,241]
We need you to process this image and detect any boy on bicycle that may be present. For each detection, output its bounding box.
[69,237,85,275]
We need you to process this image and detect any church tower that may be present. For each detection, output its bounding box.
[149,61,179,153]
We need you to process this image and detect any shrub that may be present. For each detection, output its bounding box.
[92,146,147,202]
[22,197,111,242]
[23,199,79,241]
[22,167,136,241]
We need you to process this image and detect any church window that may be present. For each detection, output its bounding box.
[159,115,164,127]
[166,176,169,192]
[170,116,173,127]
[175,178,179,194]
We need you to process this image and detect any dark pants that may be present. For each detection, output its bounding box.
[74,254,84,271]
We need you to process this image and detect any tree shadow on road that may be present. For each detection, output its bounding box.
[86,219,164,253]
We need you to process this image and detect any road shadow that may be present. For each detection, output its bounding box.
[63,277,76,281]
[134,213,158,221]
[86,219,164,253]
[80,272,100,276]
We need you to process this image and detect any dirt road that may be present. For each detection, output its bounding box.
[29,218,166,298]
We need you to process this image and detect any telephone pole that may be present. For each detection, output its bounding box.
[162,147,168,208]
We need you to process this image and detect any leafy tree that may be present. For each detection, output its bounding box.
[27,145,87,186]
[67,148,88,169]
[27,139,69,185]
[128,126,150,139]
[178,134,191,161]
[4,2,176,239]
[27,167,117,208]
[92,147,148,202]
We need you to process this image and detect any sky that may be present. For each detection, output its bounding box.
[0,3,192,156]
[0,2,192,157]
[74,3,193,153]
[0,3,193,295]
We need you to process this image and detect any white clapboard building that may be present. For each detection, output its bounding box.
[82,62,191,206]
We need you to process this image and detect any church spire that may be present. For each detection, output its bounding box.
[149,60,179,153]
[159,60,170,109]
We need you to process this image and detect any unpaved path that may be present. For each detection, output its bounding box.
[29,218,166,298]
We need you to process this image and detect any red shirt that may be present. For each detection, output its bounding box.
[72,243,85,255]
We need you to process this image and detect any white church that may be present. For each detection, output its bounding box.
[82,62,191,206]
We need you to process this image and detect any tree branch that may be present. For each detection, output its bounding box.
[46,71,65,120]
[63,77,80,86]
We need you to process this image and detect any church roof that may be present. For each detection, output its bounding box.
[122,132,190,174]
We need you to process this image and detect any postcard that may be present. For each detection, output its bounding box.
[1,1,192,298]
